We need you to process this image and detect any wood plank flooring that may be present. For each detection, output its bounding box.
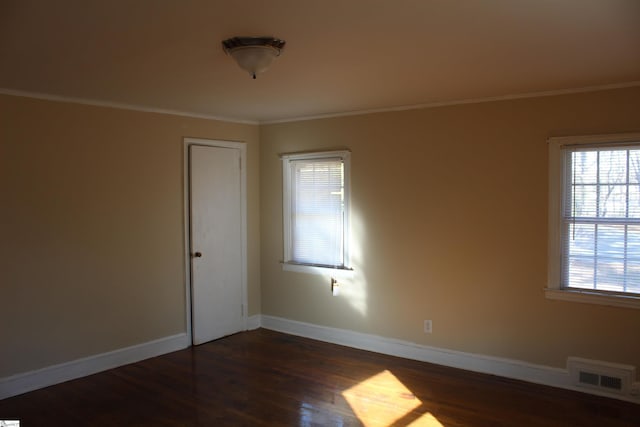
[1,329,638,426]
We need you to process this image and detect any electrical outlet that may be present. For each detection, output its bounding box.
[424,320,432,334]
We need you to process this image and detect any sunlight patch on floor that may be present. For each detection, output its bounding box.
[407,413,445,426]
[342,370,444,427]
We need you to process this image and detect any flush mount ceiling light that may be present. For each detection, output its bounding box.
[222,36,286,79]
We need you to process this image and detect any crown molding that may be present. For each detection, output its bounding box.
[2,81,639,126]
[0,88,259,125]
[261,81,640,124]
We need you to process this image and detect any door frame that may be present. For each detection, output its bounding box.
[183,137,248,345]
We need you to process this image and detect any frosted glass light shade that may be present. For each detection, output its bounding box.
[229,46,280,78]
[222,37,286,79]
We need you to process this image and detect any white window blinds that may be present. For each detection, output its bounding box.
[562,145,640,294]
[282,151,350,270]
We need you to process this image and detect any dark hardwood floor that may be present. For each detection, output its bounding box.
[1,329,638,426]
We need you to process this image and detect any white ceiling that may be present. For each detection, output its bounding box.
[1,0,639,123]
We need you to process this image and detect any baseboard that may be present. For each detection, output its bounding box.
[3,318,637,404]
[0,333,189,400]
[246,314,262,330]
[260,315,640,404]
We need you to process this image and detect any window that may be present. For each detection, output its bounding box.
[548,133,640,309]
[281,150,351,274]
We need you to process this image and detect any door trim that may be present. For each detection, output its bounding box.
[183,137,248,345]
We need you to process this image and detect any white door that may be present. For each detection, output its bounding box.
[189,144,243,345]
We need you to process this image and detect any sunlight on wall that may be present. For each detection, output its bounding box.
[342,370,444,427]
[340,207,368,316]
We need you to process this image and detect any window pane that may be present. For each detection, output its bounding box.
[566,256,594,289]
[596,224,625,259]
[629,184,640,218]
[564,146,640,294]
[290,158,345,266]
[568,223,595,257]
[572,151,598,184]
[598,185,627,218]
[559,141,640,296]
[566,223,595,289]
[571,184,597,217]
[626,225,640,293]
[567,223,640,291]
[596,259,625,292]
[629,150,640,184]
[598,150,627,184]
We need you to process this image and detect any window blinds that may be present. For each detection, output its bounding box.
[290,158,345,267]
[563,146,640,294]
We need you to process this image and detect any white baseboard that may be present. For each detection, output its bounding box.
[260,315,640,404]
[246,314,261,330]
[3,318,637,404]
[0,333,189,400]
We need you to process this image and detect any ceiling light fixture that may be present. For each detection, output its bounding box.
[222,36,286,79]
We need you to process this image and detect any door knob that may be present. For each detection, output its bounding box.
[192,252,202,258]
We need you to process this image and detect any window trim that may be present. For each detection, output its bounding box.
[547,133,640,309]
[281,150,352,276]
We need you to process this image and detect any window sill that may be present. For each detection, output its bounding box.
[544,288,640,310]
[281,262,354,278]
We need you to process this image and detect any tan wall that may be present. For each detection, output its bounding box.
[259,87,640,372]
[0,94,261,377]
[3,87,639,382]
